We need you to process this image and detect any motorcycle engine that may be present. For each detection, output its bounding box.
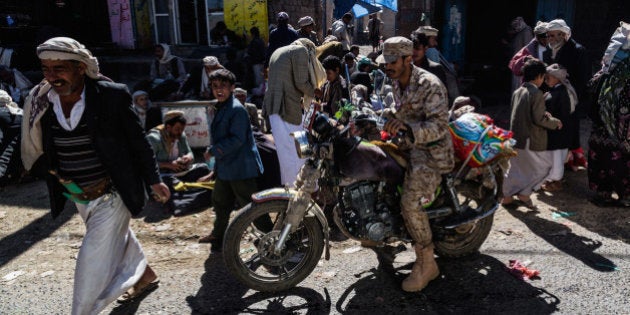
[338,181,400,242]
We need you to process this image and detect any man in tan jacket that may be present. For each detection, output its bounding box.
[263,38,325,186]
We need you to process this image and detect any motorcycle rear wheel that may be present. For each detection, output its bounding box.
[434,214,494,258]
[223,200,325,292]
[434,180,497,258]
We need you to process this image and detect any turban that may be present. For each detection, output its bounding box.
[298,16,315,28]
[547,19,571,38]
[0,90,21,115]
[37,37,100,79]
[416,26,438,37]
[203,56,219,66]
[163,110,185,124]
[546,63,578,113]
[533,21,548,35]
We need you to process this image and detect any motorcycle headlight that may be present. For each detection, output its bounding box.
[291,130,313,158]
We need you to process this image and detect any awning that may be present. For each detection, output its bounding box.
[374,0,397,12]
[352,1,382,18]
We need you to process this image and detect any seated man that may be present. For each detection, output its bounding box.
[146,110,211,215]
[141,44,188,101]
[233,87,261,131]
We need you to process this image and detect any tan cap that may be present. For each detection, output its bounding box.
[233,87,247,96]
[376,36,413,64]
[416,26,439,37]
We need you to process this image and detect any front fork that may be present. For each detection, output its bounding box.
[274,159,321,255]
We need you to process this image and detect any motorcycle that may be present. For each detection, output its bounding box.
[222,104,508,292]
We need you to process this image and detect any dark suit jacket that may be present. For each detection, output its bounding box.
[33,79,161,218]
[543,39,591,114]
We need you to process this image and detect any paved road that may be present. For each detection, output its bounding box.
[0,165,628,314]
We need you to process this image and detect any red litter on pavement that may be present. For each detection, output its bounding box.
[506,259,540,280]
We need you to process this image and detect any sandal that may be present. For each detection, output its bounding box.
[517,196,537,210]
[501,196,516,207]
[117,278,160,303]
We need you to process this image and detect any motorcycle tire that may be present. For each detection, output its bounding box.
[434,213,494,258]
[433,165,502,258]
[223,200,325,292]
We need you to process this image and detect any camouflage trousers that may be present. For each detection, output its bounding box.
[400,168,442,247]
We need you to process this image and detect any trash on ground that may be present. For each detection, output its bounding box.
[342,246,362,254]
[155,224,171,232]
[3,270,25,281]
[595,263,620,271]
[551,211,577,220]
[505,259,540,280]
[40,270,55,278]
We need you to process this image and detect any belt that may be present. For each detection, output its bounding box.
[69,178,113,202]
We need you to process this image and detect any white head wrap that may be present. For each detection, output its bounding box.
[37,37,100,79]
[533,21,548,35]
[547,19,571,39]
[158,43,175,64]
[203,56,219,66]
[0,90,21,115]
[546,63,578,113]
[292,38,327,108]
[0,89,11,105]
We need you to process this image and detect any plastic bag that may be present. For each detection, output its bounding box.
[448,112,516,167]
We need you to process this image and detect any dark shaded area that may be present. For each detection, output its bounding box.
[185,253,331,314]
[336,254,559,314]
[504,205,618,272]
[536,171,630,245]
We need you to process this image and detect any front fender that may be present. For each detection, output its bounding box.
[251,187,297,203]
[251,187,331,260]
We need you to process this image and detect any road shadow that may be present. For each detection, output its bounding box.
[336,254,559,314]
[186,253,331,314]
[536,170,630,245]
[504,205,619,272]
[0,203,76,268]
[134,200,211,224]
[0,179,50,209]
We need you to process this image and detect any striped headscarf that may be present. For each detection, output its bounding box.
[37,37,100,79]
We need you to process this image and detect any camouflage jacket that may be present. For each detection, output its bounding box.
[385,65,454,174]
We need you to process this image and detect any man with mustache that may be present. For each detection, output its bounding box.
[21,37,170,313]
[377,36,454,292]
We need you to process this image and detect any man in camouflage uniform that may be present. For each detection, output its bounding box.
[378,36,454,292]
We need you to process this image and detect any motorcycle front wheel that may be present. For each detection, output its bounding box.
[223,200,325,292]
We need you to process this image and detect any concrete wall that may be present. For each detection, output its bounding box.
[266,0,324,41]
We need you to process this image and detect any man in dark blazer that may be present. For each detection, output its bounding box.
[21,37,170,313]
